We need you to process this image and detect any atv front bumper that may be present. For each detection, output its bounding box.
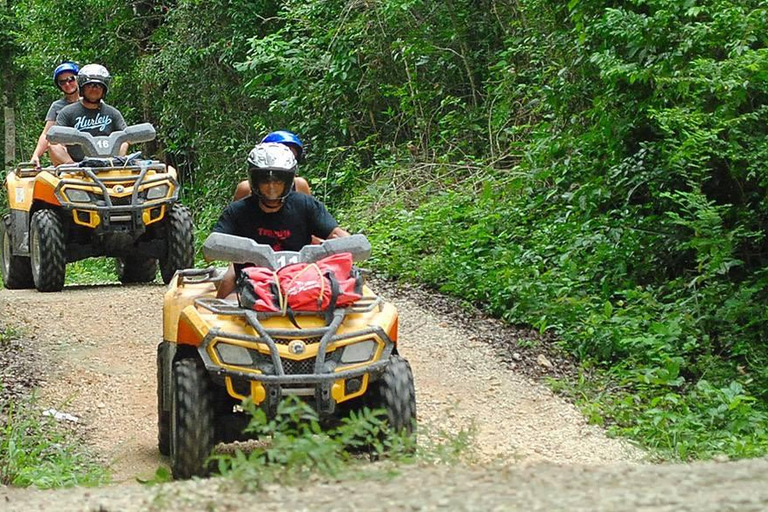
[54,164,177,234]
[194,299,395,416]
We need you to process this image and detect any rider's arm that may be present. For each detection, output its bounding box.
[216,265,237,299]
[327,227,350,239]
[30,121,56,165]
[114,109,129,156]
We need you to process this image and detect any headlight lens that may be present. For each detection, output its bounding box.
[145,184,169,200]
[340,340,377,364]
[65,188,91,203]
[217,344,253,365]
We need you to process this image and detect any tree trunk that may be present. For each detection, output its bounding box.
[2,92,14,166]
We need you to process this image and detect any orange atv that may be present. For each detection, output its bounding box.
[0,124,194,291]
[158,233,416,478]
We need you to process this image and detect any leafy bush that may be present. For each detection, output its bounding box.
[0,395,109,488]
[216,397,472,489]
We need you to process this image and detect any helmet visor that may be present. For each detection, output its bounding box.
[249,167,294,200]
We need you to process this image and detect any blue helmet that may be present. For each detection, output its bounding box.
[53,61,79,88]
[261,130,304,159]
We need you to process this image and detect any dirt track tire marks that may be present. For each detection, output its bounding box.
[30,209,66,292]
[171,357,215,479]
[160,204,194,284]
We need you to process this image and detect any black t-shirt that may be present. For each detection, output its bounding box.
[212,193,338,252]
[56,101,128,161]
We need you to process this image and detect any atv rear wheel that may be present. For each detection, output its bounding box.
[160,204,194,284]
[0,214,34,289]
[30,209,66,292]
[170,358,215,479]
[116,256,157,283]
[157,342,170,456]
[370,355,417,435]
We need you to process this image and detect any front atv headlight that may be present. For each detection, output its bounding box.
[64,188,91,203]
[146,184,169,200]
[217,344,253,365]
[340,340,377,364]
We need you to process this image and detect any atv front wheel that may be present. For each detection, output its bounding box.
[170,358,215,479]
[370,355,417,435]
[116,256,157,283]
[30,209,66,292]
[0,214,34,289]
[160,204,194,284]
[157,342,170,456]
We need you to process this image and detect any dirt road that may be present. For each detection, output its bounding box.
[3,282,767,510]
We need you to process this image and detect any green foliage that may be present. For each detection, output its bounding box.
[64,258,120,285]
[216,397,472,490]
[7,0,768,460]
[0,395,109,488]
[573,371,768,461]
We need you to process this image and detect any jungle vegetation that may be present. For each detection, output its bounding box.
[2,0,768,460]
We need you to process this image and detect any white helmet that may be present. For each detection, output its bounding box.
[247,143,297,201]
[77,64,112,96]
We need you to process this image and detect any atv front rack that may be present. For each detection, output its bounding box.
[194,294,384,318]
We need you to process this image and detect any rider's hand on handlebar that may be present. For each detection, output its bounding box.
[30,155,41,169]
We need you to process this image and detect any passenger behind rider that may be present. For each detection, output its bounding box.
[212,142,350,299]
[29,61,81,167]
[55,63,129,163]
[233,130,311,200]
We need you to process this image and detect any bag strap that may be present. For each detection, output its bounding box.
[324,271,341,325]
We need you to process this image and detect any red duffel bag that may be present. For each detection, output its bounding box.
[237,252,363,314]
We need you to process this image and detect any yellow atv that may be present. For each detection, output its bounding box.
[0,123,194,292]
[158,233,416,479]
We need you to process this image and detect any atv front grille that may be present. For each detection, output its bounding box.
[282,358,316,375]
[273,336,322,346]
[104,195,132,206]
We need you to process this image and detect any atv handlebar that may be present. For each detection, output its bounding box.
[202,233,372,269]
[46,123,157,158]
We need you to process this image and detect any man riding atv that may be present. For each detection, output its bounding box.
[55,63,129,163]
[158,142,416,479]
[213,142,349,298]
[1,70,194,292]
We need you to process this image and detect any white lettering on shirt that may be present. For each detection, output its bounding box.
[73,113,113,133]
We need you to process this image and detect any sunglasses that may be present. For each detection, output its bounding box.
[57,76,77,86]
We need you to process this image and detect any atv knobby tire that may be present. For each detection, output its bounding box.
[157,342,170,456]
[30,209,66,292]
[371,355,417,435]
[116,255,157,283]
[0,214,34,289]
[160,204,194,284]
[171,358,215,479]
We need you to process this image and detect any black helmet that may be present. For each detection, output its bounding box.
[77,64,112,97]
[247,143,297,201]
